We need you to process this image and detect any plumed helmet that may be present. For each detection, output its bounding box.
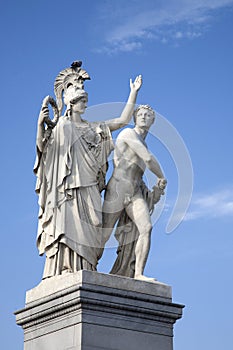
[54,61,90,116]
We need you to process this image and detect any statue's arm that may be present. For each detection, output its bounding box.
[36,96,58,152]
[105,75,142,131]
[36,106,48,152]
[121,129,166,181]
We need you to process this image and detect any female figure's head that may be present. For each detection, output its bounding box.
[54,62,90,116]
[64,86,88,115]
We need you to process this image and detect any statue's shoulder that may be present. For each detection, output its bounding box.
[57,117,71,125]
[90,120,106,129]
[55,117,72,131]
[89,121,110,138]
[51,118,74,144]
[118,127,135,139]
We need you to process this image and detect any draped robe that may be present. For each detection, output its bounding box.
[34,117,113,278]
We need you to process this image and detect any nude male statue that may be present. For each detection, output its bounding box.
[101,105,167,282]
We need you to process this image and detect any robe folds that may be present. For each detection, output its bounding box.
[34,117,113,278]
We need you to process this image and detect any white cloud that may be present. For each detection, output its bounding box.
[174,31,183,39]
[97,0,233,53]
[98,41,142,55]
[184,188,233,221]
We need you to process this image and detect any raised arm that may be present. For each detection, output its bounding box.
[105,75,142,131]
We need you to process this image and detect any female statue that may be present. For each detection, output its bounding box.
[34,61,142,278]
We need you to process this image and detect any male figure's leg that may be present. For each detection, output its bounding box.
[126,196,155,281]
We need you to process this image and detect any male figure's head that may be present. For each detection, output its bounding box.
[133,105,155,131]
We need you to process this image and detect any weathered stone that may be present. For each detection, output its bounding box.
[15,270,184,350]
[102,105,167,280]
[34,62,142,279]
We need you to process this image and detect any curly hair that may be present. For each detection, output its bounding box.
[133,104,155,124]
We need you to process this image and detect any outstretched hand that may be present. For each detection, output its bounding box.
[130,75,142,92]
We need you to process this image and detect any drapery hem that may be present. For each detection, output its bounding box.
[42,242,96,279]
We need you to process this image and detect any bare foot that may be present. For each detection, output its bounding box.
[134,274,157,283]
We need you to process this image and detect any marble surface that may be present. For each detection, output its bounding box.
[16,270,183,350]
[26,270,172,304]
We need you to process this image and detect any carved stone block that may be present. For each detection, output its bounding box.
[15,271,184,350]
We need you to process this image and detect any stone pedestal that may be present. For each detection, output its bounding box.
[15,270,184,350]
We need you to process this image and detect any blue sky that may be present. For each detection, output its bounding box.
[1,0,233,349]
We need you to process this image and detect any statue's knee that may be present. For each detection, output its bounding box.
[146,222,152,233]
[139,222,152,236]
